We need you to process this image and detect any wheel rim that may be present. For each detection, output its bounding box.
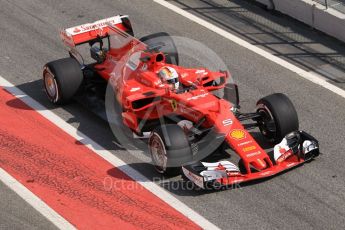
[44,69,58,100]
[257,105,277,139]
[149,133,168,173]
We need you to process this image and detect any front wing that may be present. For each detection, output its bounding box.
[182,131,319,189]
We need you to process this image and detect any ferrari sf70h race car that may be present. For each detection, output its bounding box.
[43,15,319,189]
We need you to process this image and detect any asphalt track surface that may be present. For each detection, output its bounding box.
[0,0,345,229]
[0,180,58,230]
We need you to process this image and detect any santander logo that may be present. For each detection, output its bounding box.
[79,19,116,31]
[68,17,122,35]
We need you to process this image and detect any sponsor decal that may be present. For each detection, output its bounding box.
[66,16,123,35]
[187,93,209,101]
[246,151,261,157]
[277,150,293,163]
[243,146,256,152]
[273,139,290,160]
[130,87,140,92]
[260,171,273,176]
[195,69,208,75]
[227,171,241,177]
[279,146,287,154]
[73,27,81,33]
[79,19,116,32]
[195,69,206,74]
[222,118,233,126]
[230,129,246,140]
[238,140,253,146]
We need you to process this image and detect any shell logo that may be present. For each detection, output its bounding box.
[230,129,246,140]
[73,27,81,33]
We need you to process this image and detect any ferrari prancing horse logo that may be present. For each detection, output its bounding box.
[170,99,178,111]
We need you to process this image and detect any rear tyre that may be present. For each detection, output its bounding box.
[140,32,179,65]
[256,93,299,143]
[43,58,83,104]
[148,124,192,176]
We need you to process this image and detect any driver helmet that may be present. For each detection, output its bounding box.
[158,66,179,90]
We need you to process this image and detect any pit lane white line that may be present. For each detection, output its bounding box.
[154,0,345,99]
[0,168,76,230]
[0,75,220,230]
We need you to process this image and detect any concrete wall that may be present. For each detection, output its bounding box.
[313,6,345,42]
[255,0,275,9]
[254,0,345,42]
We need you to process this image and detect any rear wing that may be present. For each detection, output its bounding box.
[60,15,133,48]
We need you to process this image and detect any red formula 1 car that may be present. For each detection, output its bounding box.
[43,15,319,189]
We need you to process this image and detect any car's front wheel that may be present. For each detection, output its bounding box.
[256,93,299,143]
[148,124,193,176]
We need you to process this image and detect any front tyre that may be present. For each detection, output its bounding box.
[256,93,299,143]
[148,124,192,176]
[43,58,83,104]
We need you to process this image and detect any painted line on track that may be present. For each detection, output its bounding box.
[154,0,345,99]
[0,168,75,230]
[0,75,219,230]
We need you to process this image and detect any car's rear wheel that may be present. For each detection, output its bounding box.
[148,124,192,176]
[43,58,83,104]
[140,32,179,65]
[256,93,299,143]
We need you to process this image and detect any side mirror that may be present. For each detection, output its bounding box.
[224,83,239,107]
